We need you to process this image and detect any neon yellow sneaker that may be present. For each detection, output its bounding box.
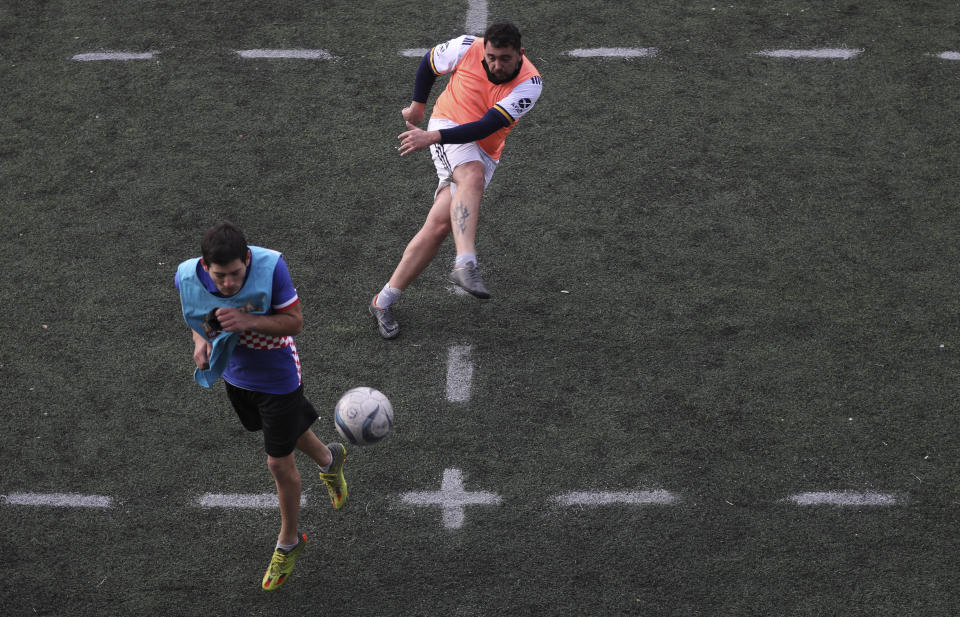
[320,442,348,509]
[261,532,307,591]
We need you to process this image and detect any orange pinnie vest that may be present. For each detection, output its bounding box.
[432,38,540,161]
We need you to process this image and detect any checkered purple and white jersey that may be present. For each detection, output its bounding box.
[175,255,303,394]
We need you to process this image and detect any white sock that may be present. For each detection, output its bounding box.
[455,253,477,268]
[375,284,402,308]
[276,537,299,552]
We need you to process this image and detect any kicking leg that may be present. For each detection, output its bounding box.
[298,429,348,510]
[369,187,454,338]
[387,186,454,291]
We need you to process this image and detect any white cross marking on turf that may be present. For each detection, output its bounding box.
[402,0,485,56]
[400,468,502,529]
[445,345,474,403]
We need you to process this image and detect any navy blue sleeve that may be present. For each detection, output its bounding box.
[438,108,512,144]
[412,52,438,103]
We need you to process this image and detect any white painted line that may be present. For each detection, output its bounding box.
[445,345,474,403]
[567,47,658,58]
[72,52,156,62]
[786,491,900,506]
[936,51,960,60]
[400,468,502,529]
[400,48,430,58]
[465,0,488,35]
[553,490,679,506]
[756,48,864,59]
[197,493,306,509]
[3,492,113,508]
[235,49,333,60]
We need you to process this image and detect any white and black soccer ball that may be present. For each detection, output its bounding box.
[333,387,394,446]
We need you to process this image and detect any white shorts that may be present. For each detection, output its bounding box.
[428,118,499,199]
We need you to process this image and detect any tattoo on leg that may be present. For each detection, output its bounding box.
[452,202,470,235]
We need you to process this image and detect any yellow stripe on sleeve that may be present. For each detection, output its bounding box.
[493,104,515,123]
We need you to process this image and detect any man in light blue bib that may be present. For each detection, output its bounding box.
[175,222,349,591]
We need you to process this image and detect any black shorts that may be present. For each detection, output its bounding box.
[224,382,319,457]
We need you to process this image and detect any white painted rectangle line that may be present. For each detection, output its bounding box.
[553,490,679,506]
[400,48,430,58]
[197,493,305,509]
[3,492,113,508]
[567,47,658,58]
[465,0,488,35]
[235,49,333,60]
[756,48,863,59]
[936,51,960,60]
[72,52,156,62]
[445,345,474,403]
[786,491,900,506]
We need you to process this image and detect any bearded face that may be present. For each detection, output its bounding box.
[482,43,524,84]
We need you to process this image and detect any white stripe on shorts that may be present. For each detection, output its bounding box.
[427,118,498,198]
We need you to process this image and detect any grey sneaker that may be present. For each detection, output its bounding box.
[369,301,400,339]
[448,265,491,299]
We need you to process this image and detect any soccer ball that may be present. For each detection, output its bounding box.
[333,387,394,446]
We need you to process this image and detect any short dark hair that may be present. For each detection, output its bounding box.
[201,222,247,266]
[483,22,522,50]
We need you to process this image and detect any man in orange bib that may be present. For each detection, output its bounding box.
[369,22,543,339]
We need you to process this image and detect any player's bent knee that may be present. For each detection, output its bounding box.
[421,217,452,241]
[431,222,452,241]
[267,454,298,480]
[453,162,485,190]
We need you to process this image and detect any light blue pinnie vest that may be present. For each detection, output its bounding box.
[177,246,281,388]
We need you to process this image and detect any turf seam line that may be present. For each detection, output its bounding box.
[68,48,960,63]
[0,490,908,512]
